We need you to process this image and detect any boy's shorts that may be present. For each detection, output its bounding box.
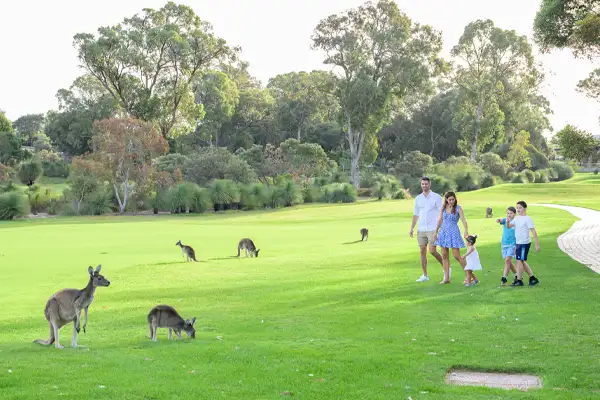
[515,243,531,261]
[501,245,516,258]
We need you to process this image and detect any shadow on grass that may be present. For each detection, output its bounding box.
[342,240,364,245]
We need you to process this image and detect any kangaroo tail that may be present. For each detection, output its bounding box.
[33,338,54,346]
[34,326,55,346]
[236,246,241,257]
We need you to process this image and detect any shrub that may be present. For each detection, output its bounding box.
[372,182,390,200]
[189,185,211,213]
[510,173,528,184]
[82,188,113,215]
[320,183,358,203]
[0,163,12,181]
[48,195,66,215]
[17,157,43,186]
[184,148,256,186]
[319,184,336,203]
[522,169,536,183]
[357,188,372,197]
[393,189,410,199]
[247,183,270,209]
[478,152,507,178]
[527,146,549,170]
[0,192,30,220]
[209,179,240,211]
[150,191,168,214]
[547,167,559,181]
[279,180,303,207]
[266,185,285,208]
[428,175,457,194]
[549,160,574,181]
[314,176,329,187]
[42,160,70,178]
[27,186,52,215]
[594,168,599,175]
[335,183,358,203]
[153,153,190,174]
[302,184,322,203]
[431,160,484,192]
[536,169,550,183]
[455,172,480,191]
[166,183,194,213]
[0,180,17,194]
[393,151,433,178]
[480,173,496,188]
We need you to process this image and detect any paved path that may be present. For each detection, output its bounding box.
[534,204,600,274]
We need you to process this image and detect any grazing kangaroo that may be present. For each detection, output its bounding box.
[486,207,493,218]
[176,240,198,262]
[147,305,196,341]
[34,265,110,349]
[360,228,369,242]
[237,238,260,257]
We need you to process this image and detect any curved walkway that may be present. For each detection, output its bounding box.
[534,204,600,274]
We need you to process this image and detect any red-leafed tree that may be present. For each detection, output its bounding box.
[92,117,168,213]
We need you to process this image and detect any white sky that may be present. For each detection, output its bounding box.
[0,0,598,136]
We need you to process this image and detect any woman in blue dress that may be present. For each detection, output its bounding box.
[433,191,473,284]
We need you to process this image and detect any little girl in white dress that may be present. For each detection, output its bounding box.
[463,235,482,287]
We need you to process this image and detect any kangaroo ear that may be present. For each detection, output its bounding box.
[95,265,102,273]
[191,317,196,325]
[88,266,94,275]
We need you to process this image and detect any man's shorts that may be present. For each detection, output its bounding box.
[417,231,436,246]
[502,245,516,259]
[515,243,531,261]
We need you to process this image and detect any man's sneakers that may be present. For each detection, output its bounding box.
[529,276,540,286]
[416,275,430,282]
[511,279,525,287]
[501,276,508,286]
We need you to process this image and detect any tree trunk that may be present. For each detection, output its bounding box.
[430,123,435,156]
[471,98,483,162]
[113,181,128,214]
[297,126,302,142]
[345,110,365,189]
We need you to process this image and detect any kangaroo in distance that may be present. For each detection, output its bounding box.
[147,305,196,341]
[34,265,111,349]
[176,240,198,262]
[360,228,369,242]
[486,207,493,218]
[237,238,260,257]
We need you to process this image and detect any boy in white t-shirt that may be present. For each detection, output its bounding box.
[507,200,540,287]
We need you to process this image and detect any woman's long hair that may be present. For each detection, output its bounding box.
[444,191,458,214]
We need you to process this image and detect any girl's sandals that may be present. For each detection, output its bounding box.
[439,280,451,284]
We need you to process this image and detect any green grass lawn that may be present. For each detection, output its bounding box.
[1,176,600,399]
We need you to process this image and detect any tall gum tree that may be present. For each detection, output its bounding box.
[451,19,538,161]
[311,0,445,188]
[73,2,237,139]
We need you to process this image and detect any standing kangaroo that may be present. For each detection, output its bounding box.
[486,207,493,218]
[34,265,110,349]
[176,240,198,262]
[237,238,260,257]
[360,228,369,242]
[147,305,196,341]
